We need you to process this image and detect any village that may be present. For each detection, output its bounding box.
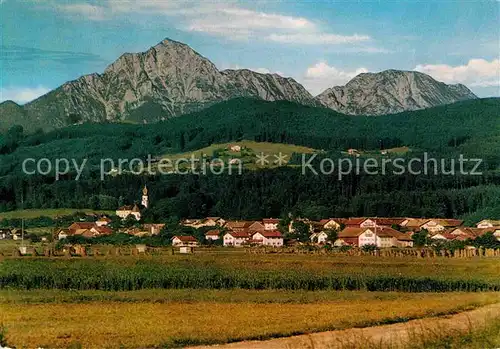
[1,185,499,252]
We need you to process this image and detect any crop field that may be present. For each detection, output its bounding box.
[0,208,113,220]
[1,253,499,348]
[1,253,499,291]
[1,289,499,348]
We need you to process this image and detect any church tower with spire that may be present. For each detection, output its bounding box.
[141,185,149,208]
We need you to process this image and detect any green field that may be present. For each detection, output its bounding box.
[0,208,113,220]
[1,254,499,291]
[1,253,499,348]
[158,140,317,169]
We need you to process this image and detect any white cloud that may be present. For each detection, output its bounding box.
[414,58,500,87]
[57,3,107,21]
[267,33,370,45]
[0,86,50,104]
[187,8,314,40]
[301,61,368,95]
[51,1,374,47]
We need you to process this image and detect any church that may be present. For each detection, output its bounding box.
[115,185,149,221]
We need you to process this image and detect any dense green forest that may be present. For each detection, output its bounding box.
[0,97,499,221]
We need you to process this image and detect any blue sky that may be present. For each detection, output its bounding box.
[1,0,499,103]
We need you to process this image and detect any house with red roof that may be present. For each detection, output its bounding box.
[68,222,96,235]
[248,221,265,232]
[116,204,142,221]
[223,231,250,246]
[205,229,221,241]
[336,227,413,248]
[251,231,283,247]
[262,218,280,231]
[318,219,344,230]
[172,235,198,247]
[225,221,254,232]
[96,216,112,226]
[90,225,113,236]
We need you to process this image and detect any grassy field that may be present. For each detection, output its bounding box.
[0,208,113,220]
[1,290,498,348]
[157,140,317,170]
[405,317,500,349]
[1,254,499,291]
[1,253,499,348]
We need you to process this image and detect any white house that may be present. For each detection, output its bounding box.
[358,229,378,246]
[57,229,69,240]
[337,227,412,248]
[430,233,455,241]
[205,229,220,240]
[494,229,500,241]
[251,231,283,247]
[421,220,446,233]
[360,219,379,228]
[310,231,328,244]
[116,204,141,221]
[142,224,165,236]
[11,230,22,240]
[96,216,111,226]
[0,229,12,240]
[262,218,280,231]
[89,226,113,237]
[319,219,342,230]
[476,220,500,229]
[172,235,198,247]
[223,232,250,247]
[229,145,242,152]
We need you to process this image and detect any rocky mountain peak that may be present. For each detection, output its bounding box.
[0,39,479,132]
[14,39,313,129]
[315,70,477,115]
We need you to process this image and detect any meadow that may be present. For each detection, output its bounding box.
[1,253,499,348]
[1,289,499,348]
[161,140,316,161]
[0,208,113,220]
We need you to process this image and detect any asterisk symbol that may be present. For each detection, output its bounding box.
[274,152,288,166]
[256,152,270,166]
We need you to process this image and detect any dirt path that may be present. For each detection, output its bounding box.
[190,303,500,349]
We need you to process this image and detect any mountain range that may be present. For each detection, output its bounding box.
[0,38,478,132]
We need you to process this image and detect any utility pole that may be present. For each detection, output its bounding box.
[21,192,24,247]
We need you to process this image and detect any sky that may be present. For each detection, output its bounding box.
[1,0,499,104]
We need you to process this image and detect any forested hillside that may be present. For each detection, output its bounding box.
[1,97,499,174]
[0,97,499,220]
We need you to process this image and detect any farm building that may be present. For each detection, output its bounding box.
[172,235,198,247]
[205,230,221,240]
[251,231,283,246]
[223,232,250,247]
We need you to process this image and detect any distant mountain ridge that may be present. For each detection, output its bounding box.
[0,39,478,131]
[0,39,313,131]
[314,70,477,115]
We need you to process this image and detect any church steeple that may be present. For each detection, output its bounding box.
[141,185,149,208]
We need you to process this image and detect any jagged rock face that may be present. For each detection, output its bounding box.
[1,40,480,132]
[221,69,314,105]
[314,70,477,115]
[20,39,313,128]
